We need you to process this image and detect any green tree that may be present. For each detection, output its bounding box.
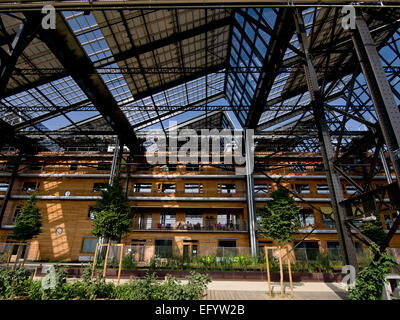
[257,186,300,245]
[12,194,42,241]
[91,176,133,242]
[359,218,386,247]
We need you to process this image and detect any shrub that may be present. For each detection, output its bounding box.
[349,246,395,300]
[0,268,33,299]
[0,266,209,300]
[122,253,137,270]
[235,255,253,269]
[115,272,210,300]
[199,255,216,270]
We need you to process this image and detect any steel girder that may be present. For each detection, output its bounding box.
[245,8,296,129]
[352,12,400,183]
[294,9,359,270]
[34,12,144,154]
[0,14,42,154]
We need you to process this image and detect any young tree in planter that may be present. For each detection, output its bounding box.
[12,194,42,264]
[91,175,133,243]
[257,186,300,245]
[257,185,300,296]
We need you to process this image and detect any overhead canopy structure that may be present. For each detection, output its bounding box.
[0,4,399,157]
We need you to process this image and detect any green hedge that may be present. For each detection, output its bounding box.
[0,265,210,300]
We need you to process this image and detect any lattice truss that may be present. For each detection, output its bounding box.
[0,6,399,155]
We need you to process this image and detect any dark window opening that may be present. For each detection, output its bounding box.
[97,162,111,171]
[29,162,45,171]
[70,162,78,170]
[88,207,95,220]
[217,240,237,257]
[298,208,315,227]
[93,183,108,192]
[155,240,172,258]
[294,241,320,261]
[22,182,39,192]
[218,184,236,194]
[186,164,199,172]
[294,184,310,194]
[313,164,324,172]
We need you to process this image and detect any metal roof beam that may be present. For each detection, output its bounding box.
[35,12,144,154]
[245,8,296,128]
[94,15,233,68]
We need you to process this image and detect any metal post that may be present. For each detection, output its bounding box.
[294,10,358,270]
[352,12,400,184]
[244,130,257,257]
[109,138,121,185]
[0,153,22,227]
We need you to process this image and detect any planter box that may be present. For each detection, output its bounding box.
[35,267,344,282]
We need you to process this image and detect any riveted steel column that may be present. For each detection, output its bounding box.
[0,153,22,228]
[244,130,257,257]
[294,10,358,270]
[352,13,400,183]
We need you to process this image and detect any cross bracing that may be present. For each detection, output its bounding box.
[0,5,398,157]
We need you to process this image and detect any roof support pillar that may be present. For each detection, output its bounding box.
[0,152,22,228]
[244,130,257,257]
[109,137,123,185]
[294,9,358,271]
[352,12,400,184]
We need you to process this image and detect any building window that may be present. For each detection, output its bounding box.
[184,184,203,194]
[22,182,39,192]
[294,241,320,261]
[293,164,307,172]
[298,209,315,227]
[294,184,310,194]
[317,185,330,195]
[135,214,152,230]
[155,239,172,258]
[185,211,203,228]
[384,214,393,229]
[345,185,357,195]
[221,164,234,172]
[218,184,236,194]
[88,207,95,220]
[186,164,199,172]
[167,164,177,172]
[93,183,108,192]
[320,207,335,228]
[217,240,237,257]
[0,182,8,192]
[157,183,175,193]
[327,242,342,262]
[134,183,152,193]
[254,184,271,194]
[12,206,22,223]
[136,163,151,171]
[70,162,78,170]
[29,162,45,171]
[313,164,324,172]
[81,237,99,253]
[217,213,239,230]
[160,210,176,228]
[131,241,146,261]
[97,162,111,171]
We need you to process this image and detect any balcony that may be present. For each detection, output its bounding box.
[132,220,248,232]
